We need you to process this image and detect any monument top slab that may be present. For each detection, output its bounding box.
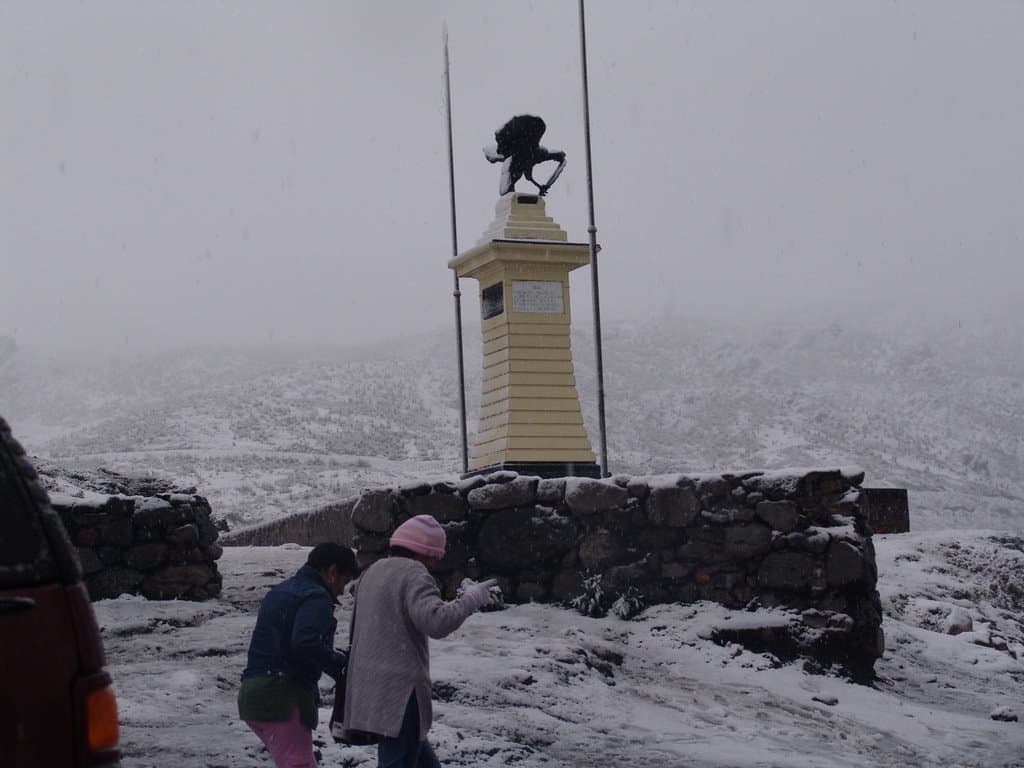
[476,192,569,245]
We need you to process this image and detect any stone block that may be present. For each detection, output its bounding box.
[701,510,733,525]
[166,523,200,548]
[800,470,847,500]
[85,567,144,601]
[437,522,474,571]
[757,551,815,591]
[177,545,210,564]
[599,504,636,534]
[634,525,686,552]
[100,516,135,547]
[353,531,389,553]
[755,501,800,533]
[604,558,653,590]
[133,498,190,529]
[477,507,577,571]
[661,561,690,580]
[862,537,878,586]
[467,476,538,511]
[550,570,584,602]
[741,472,800,500]
[141,564,219,600]
[456,475,487,495]
[676,533,722,562]
[826,540,865,587]
[536,478,566,506]
[124,542,168,571]
[626,478,650,500]
[63,509,106,528]
[723,524,772,558]
[352,490,397,533]
[578,529,628,571]
[76,547,103,576]
[197,516,220,546]
[697,476,731,503]
[781,530,830,554]
[647,485,699,527]
[397,481,433,497]
[733,507,756,523]
[96,546,121,565]
[76,527,99,547]
[402,492,468,523]
[565,478,628,514]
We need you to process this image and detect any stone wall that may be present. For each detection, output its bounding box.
[219,498,357,547]
[52,493,223,601]
[351,468,884,678]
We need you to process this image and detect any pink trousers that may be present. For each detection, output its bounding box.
[245,707,318,768]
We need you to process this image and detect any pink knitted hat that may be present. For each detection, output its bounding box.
[390,515,446,559]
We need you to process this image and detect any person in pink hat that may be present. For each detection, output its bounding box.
[338,514,496,767]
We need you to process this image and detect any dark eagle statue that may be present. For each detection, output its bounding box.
[483,115,566,197]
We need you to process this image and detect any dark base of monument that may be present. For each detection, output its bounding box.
[462,461,602,480]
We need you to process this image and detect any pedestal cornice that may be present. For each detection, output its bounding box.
[449,239,595,279]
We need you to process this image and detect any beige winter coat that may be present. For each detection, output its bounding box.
[342,556,476,740]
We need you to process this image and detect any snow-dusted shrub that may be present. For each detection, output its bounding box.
[611,587,645,620]
[571,573,608,618]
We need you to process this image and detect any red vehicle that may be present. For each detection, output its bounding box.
[0,416,121,767]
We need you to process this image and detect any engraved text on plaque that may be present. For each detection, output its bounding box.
[511,280,563,314]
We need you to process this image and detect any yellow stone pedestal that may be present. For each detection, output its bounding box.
[450,193,598,478]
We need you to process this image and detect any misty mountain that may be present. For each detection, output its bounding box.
[0,314,1021,531]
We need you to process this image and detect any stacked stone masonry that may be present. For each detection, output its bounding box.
[351,467,885,678]
[53,493,223,601]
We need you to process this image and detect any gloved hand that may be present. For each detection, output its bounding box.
[462,578,498,611]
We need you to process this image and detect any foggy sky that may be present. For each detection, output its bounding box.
[2,1,1022,347]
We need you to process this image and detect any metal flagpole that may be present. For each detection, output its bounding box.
[577,0,609,477]
[444,26,470,474]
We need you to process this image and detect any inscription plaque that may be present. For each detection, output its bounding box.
[512,280,563,314]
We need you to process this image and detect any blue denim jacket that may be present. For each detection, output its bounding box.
[241,564,347,698]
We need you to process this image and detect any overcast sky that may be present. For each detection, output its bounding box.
[2,1,1022,347]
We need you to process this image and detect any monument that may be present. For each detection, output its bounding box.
[449,115,599,478]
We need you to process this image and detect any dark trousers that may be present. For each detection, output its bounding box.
[377,695,441,768]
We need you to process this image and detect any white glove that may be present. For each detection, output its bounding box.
[462,578,498,611]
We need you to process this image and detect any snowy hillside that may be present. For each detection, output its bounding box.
[95,530,1024,767]
[1,311,1021,531]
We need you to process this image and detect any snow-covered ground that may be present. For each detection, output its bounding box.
[96,531,1024,768]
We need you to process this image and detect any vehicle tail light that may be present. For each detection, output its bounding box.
[86,684,119,752]
[74,672,121,765]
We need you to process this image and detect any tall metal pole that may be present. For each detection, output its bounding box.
[444,26,469,474]
[577,0,609,477]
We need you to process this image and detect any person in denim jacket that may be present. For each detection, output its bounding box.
[239,542,358,768]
